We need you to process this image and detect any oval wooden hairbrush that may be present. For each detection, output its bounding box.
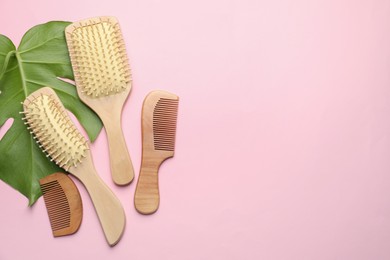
[134,90,179,214]
[65,16,134,186]
[40,172,82,237]
[22,87,125,246]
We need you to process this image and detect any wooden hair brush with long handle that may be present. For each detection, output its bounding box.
[65,16,134,186]
[22,87,125,246]
[134,90,179,214]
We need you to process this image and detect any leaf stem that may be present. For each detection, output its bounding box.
[0,50,16,81]
[14,51,28,97]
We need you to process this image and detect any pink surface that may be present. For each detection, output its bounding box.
[1,0,390,259]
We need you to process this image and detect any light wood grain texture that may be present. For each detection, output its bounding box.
[40,172,83,237]
[23,87,126,246]
[134,90,179,214]
[65,16,134,186]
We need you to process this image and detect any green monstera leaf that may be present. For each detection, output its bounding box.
[0,21,103,206]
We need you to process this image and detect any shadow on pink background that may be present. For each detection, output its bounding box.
[1,0,390,259]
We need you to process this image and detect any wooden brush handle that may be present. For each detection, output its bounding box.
[102,112,134,186]
[134,159,161,214]
[78,165,126,246]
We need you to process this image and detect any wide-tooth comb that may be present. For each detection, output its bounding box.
[134,90,179,214]
[65,16,134,186]
[39,172,82,237]
[22,87,126,246]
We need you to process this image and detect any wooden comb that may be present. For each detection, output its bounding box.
[134,90,179,214]
[65,16,134,186]
[22,87,126,246]
[40,172,82,237]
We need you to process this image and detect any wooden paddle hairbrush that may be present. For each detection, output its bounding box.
[65,16,134,186]
[22,87,125,246]
[134,90,179,214]
[40,172,82,237]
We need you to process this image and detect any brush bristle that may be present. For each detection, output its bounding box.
[153,98,179,151]
[23,93,88,171]
[67,17,131,98]
[40,180,71,231]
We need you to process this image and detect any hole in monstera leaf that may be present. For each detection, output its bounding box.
[0,118,14,141]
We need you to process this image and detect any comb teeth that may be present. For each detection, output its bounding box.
[41,180,71,231]
[67,17,131,98]
[153,98,179,151]
[40,172,83,237]
[23,93,88,171]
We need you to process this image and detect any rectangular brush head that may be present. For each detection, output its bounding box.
[40,172,83,237]
[65,16,131,98]
[22,87,89,172]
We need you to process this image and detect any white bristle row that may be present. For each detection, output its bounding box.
[67,17,131,98]
[23,93,88,171]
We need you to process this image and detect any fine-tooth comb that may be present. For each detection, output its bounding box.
[134,90,179,214]
[65,16,134,186]
[22,87,126,246]
[39,172,82,237]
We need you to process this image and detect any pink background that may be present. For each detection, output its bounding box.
[1,0,390,259]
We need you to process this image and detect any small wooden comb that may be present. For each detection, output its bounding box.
[40,172,82,237]
[134,90,179,214]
